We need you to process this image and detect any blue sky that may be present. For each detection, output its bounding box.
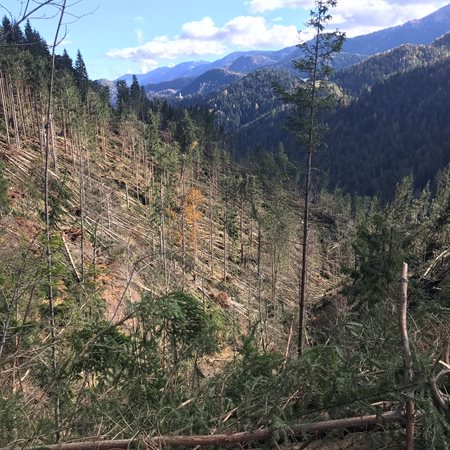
[2,0,448,80]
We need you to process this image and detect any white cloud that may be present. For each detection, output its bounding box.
[181,17,219,39]
[222,16,298,47]
[106,37,227,61]
[135,28,144,44]
[106,16,299,66]
[249,0,445,37]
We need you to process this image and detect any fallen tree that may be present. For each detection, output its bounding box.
[9,410,407,450]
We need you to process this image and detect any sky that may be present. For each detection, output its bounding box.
[2,0,449,80]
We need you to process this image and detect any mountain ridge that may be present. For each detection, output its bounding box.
[109,3,450,89]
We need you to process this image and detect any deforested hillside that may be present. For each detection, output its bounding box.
[1,6,450,450]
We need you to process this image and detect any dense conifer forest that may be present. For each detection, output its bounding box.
[0,2,449,449]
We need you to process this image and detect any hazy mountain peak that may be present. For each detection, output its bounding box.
[343,2,450,55]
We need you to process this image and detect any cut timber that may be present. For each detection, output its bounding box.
[14,411,405,450]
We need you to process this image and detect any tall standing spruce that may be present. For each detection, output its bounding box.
[276,0,345,356]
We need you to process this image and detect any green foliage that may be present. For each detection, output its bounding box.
[0,396,28,443]
[138,291,227,359]
[71,322,132,379]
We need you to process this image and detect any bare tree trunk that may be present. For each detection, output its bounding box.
[78,130,85,284]
[298,28,320,358]
[43,1,67,442]
[125,181,130,208]
[400,262,414,450]
[239,198,244,264]
[208,178,213,271]
[8,74,20,150]
[17,81,27,139]
[223,201,227,282]
[181,163,186,290]
[0,73,10,144]
[160,176,168,292]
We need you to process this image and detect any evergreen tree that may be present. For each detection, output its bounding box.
[176,109,198,154]
[276,0,345,356]
[0,15,25,46]
[116,79,130,119]
[55,49,73,72]
[24,20,49,58]
[129,75,141,116]
[74,49,89,100]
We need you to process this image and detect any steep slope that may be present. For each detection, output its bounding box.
[343,2,450,54]
[3,18,450,450]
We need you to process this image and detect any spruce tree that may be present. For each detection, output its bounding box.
[276,0,345,356]
[56,49,73,72]
[74,49,89,100]
[116,79,130,119]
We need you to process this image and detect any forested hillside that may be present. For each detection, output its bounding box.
[1,6,450,450]
[334,43,449,95]
[197,42,450,199]
[324,57,450,196]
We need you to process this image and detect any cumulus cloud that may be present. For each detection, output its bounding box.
[106,37,227,62]
[180,17,220,39]
[222,16,298,47]
[249,0,445,36]
[106,15,299,66]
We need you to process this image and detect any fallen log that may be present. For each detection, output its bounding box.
[9,410,406,450]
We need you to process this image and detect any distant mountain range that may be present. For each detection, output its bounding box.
[342,2,450,55]
[108,2,450,99]
[98,3,450,198]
